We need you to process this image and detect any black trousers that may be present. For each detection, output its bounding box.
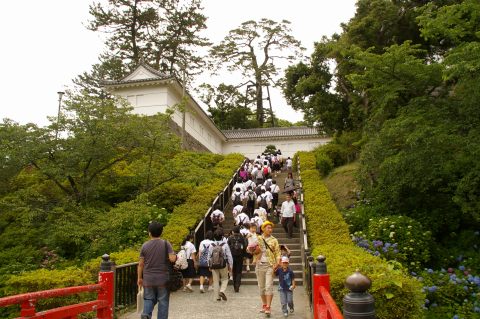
[232,256,244,291]
[282,217,294,239]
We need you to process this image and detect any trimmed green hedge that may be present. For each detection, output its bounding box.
[296,151,424,319]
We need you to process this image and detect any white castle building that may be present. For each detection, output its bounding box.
[103,63,330,158]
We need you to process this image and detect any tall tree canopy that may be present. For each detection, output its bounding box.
[209,18,304,127]
[74,0,209,96]
[283,0,480,241]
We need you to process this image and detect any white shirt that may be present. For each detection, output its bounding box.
[244,179,256,190]
[281,200,296,218]
[233,182,245,193]
[251,216,263,228]
[199,239,212,254]
[240,227,250,236]
[254,208,267,222]
[235,212,250,226]
[286,159,293,167]
[231,191,245,202]
[265,191,274,201]
[232,205,244,217]
[257,193,271,205]
[182,241,197,259]
[270,184,280,194]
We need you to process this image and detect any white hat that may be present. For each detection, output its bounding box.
[281,256,289,263]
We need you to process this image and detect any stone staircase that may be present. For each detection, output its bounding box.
[220,171,304,286]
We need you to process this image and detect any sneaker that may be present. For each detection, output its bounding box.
[200,287,205,293]
[185,285,193,292]
[265,306,271,315]
[289,307,294,314]
[284,313,288,317]
[246,265,250,272]
[182,287,187,292]
[259,305,267,313]
[219,292,227,301]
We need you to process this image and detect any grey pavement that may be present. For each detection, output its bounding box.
[120,284,311,319]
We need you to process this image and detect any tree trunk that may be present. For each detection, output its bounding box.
[255,70,264,126]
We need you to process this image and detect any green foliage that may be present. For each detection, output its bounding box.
[198,83,258,129]
[418,267,480,319]
[264,145,277,155]
[315,152,333,177]
[147,182,194,213]
[343,205,382,234]
[0,267,94,318]
[297,152,424,319]
[85,0,209,83]
[367,215,432,270]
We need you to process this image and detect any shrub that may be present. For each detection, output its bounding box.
[343,205,382,234]
[296,151,425,319]
[315,152,334,176]
[0,267,94,318]
[367,215,432,270]
[147,182,194,212]
[417,267,480,319]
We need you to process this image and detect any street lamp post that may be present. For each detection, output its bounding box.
[55,91,65,141]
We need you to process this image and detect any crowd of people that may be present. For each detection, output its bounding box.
[137,152,300,318]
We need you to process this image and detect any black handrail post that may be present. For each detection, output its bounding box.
[343,270,375,319]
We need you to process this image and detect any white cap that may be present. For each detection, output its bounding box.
[281,256,289,263]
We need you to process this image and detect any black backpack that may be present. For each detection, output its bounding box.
[233,193,242,206]
[259,195,268,209]
[255,185,262,196]
[229,235,244,257]
[247,190,256,203]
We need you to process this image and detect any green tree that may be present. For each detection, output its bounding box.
[74,0,209,96]
[9,94,178,203]
[209,19,304,126]
[198,83,257,129]
[87,0,209,75]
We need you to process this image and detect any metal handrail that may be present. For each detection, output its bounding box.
[193,159,247,247]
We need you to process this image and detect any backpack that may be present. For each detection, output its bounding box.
[256,169,264,179]
[199,243,210,267]
[233,193,242,206]
[238,215,246,227]
[255,185,262,196]
[265,180,272,188]
[174,248,188,270]
[209,243,226,269]
[230,236,244,257]
[212,213,221,224]
[247,190,256,203]
[263,167,269,176]
[259,195,268,210]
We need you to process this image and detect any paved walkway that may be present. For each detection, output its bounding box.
[120,284,311,319]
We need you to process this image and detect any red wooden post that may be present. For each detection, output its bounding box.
[313,255,329,319]
[97,254,114,319]
[20,299,36,317]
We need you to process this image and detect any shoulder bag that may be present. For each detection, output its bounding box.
[165,241,183,292]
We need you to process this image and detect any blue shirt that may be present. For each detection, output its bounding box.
[276,267,294,291]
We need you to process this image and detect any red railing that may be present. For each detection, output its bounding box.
[0,255,114,319]
[311,258,343,319]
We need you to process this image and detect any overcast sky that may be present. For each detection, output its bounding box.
[0,0,357,126]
